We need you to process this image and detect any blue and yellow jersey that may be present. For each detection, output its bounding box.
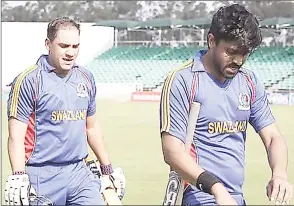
[7,55,97,165]
[160,50,275,204]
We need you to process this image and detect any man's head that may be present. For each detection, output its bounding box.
[45,17,80,71]
[207,4,262,79]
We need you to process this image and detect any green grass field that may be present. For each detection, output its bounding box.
[2,100,294,205]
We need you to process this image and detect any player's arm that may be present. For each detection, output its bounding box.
[86,114,111,166]
[85,73,126,200]
[249,73,292,204]
[85,73,112,172]
[259,124,288,178]
[249,74,288,178]
[7,74,35,173]
[160,73,230,197]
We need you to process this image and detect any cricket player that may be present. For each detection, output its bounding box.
[5,17,125,205]
[160,4,293,205]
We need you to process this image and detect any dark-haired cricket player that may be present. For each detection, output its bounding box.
[160,4,292,205]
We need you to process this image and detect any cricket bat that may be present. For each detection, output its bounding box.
[162,102,201,206]
[86,160,123,206]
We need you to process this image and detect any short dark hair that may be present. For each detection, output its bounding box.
[208,4,262,53]
[47,17,80,41]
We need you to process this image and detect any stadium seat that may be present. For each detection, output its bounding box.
[84,46,294,90]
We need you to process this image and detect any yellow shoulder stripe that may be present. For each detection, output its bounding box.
[10,65,38,117]
[160,59,194,132]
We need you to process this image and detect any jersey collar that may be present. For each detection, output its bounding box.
[36,54,79,72]
[191,50,208,72]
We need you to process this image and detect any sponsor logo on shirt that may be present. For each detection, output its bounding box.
[208,120,247,134]
[51,109,87,121]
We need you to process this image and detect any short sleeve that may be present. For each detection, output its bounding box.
[249,72,275,132]
[160,73,190,143]
[87,72,97,117]
[7,74,35,124]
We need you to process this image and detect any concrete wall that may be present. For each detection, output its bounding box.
[2,22,114,89]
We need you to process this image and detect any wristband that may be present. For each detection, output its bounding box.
[13,171,26,175]
[195,171,221,195]
[100,164,113,175]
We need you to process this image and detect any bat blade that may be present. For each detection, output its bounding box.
[103,189,123,205]
[163,102,201,206]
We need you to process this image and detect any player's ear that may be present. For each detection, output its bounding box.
[45,38,51,53]
[207,33,216,49]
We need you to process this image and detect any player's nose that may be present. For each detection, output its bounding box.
[65,53,74,59]
[65,47,76,57]
[232,55,244,66]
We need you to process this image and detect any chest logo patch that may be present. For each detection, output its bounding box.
[76,83,88,98]
[238,92,250,111]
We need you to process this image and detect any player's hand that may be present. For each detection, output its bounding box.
[266,176,293,205]
[212,183,238,205]
[4,174,37,205]
[110,167,126,200]
[100,168,126,200]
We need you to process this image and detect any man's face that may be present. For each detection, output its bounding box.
[46,27,80,71]
[209,35,250,79]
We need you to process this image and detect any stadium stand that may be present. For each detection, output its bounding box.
[85,46,294,90]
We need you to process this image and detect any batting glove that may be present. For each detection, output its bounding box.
[100,168,126,200]
[4,173,37,206]
[110,167,126,200]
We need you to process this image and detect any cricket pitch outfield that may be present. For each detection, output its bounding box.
[1,100,294,205]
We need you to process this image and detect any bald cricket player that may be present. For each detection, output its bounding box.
[5,17,126,205]
[160,4,293,206]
